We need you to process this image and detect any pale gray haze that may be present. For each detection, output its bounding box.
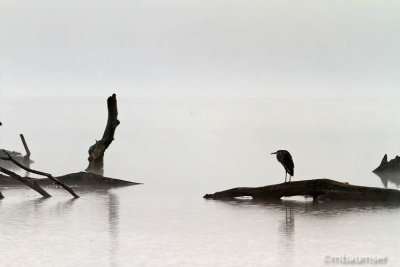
[1,1,400,267]
[1,0,400,97]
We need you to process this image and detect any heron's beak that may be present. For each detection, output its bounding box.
[271,152,277,155]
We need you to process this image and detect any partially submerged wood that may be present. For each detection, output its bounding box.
[1,150,79,198]
[0,167,51,198]
[203,179,400,201]
[373,154,400,173]
[0,134,34,170]
[0,171,139,188]
[86,94,120,175]
[0,150,33,169]
[372,154,400,188]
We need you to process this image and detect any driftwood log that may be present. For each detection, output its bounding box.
[86,94,120,175]
[373,154,400,173]
[204,179,400,201]
[0,134,33,170]
[1,150,79,198]
[0,171,139,188]
[0,95,139,199]
[372,154,400,188]
[0,167,51,197]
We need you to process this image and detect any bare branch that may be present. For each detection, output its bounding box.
[20,134,31,158]
[204,179,400,201]
[0,167,51,198]
[2,150,79,198]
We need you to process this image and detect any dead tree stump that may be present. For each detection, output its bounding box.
[86,94,120,175]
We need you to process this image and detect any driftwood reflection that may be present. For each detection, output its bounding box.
[373,154,400,188]
[278,201,297,266]
[373,171,400,188]
[108,193,120,267]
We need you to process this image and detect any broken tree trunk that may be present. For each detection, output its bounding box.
[203,179,400,201]
[20,134,31,159]
[86,94,120,176]
[0,167,51,198]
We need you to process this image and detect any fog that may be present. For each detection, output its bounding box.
[1,0,400,97]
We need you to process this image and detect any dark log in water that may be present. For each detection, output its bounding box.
[203,179,400,201]
[372,154,400,188]
[373,154,400,173]
[0,171,139,188]
[1,150,79,198]
[86,94,120,175]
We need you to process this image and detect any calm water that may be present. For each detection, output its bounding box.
[1,96,400,266]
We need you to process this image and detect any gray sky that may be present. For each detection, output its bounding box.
[1,0,399,97]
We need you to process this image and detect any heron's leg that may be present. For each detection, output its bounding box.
[285,172,287,183]
[289,175,291,182]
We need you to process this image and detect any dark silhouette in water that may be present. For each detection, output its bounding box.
[271,150,294,183]
[203,179,400,201]
[373,154,400,173]
[373,154,400,188]
[86,94,120,176]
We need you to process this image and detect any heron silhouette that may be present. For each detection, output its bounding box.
[271,150,294,183]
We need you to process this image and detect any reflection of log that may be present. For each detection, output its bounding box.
[373,154,400,188]
[0,167,51,198]
[1,150,79,198]
[203,179,400,201]
[86,94,120,175]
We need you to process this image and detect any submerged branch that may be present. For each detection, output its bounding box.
[204,179,400,201]
[1,150,79,198]
[0,167,51,198]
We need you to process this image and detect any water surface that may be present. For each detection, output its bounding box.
[1,96,400,266]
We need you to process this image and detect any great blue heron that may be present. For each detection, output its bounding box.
[271,150,294,183]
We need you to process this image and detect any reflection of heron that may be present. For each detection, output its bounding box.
[271,150,294,183]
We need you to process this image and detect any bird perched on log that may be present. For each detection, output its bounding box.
[271,150,294,183]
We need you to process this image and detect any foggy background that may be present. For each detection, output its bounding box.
[1,0,400,98]
[2,2,400,267]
